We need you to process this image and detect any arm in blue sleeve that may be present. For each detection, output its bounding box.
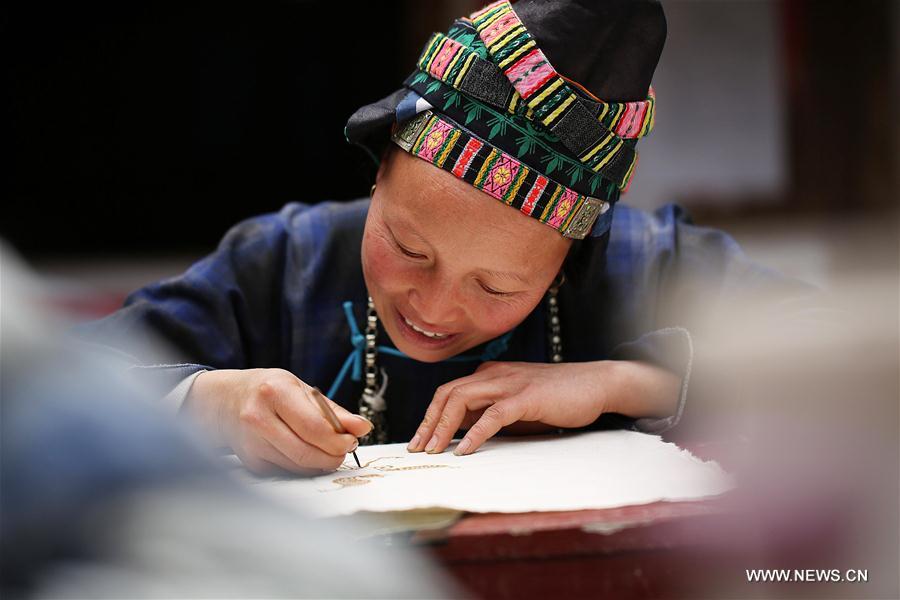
[75,204,311,398]
[607,204,818,434]
[610,327,693,434]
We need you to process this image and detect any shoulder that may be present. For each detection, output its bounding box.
[221,199,370,249]
[212,199,370,271]
[607,203,743,271]
[280,198,370,234]
[608,203,689,251]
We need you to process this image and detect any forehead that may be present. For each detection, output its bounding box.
[380,150,570,272]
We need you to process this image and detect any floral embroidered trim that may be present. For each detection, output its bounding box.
[392,110,609,240]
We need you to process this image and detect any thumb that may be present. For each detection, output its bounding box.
[329,399,374,438]
[475,360,499,373]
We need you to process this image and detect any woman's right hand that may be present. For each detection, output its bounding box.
[184,368,372,475]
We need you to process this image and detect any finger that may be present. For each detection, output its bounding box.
[266,412,349,471]
[455,400,524,456]
[460,408,486,430]
[235,435,305,476]
[424,380,506,454]
[260,437,344,476]
[244,437,339,476]
[474,360,505,374]
[323,394,374,438]
[240,397,350,470]
[268,383,358,457]
[237,451,285,477]
[409,371,504,452]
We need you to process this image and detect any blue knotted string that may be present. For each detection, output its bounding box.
[326,300,513,399]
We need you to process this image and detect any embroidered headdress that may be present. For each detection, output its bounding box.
[346,0,666,240]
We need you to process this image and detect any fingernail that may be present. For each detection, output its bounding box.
[350,440,359,452]
[454,438,471,456]
[354,415,373,432]
[407,434,421,452]
[424,435,438,453]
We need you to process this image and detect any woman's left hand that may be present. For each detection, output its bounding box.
[407,360,680,456]
[408,361,609,456]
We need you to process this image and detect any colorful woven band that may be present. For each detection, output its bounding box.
[464,0,651,190]
[404,73,622,203]
[392,110,609,240]
[416,31,528,119]
[417,29,655,142]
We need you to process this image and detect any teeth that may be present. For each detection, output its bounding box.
[404,316,448,339]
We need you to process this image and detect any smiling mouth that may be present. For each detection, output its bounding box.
[394,307,459,349]
[402,315,450,339]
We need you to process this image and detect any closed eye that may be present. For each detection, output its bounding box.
[395,240,427,260]
[478,280,512,297]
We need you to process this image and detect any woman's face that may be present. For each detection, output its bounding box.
[362,148,571,363]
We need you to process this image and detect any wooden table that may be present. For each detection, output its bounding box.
[411,443,755,599]
[416,497,756,599]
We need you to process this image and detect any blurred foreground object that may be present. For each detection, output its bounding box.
[665,212,899,599]
[0,243,453,599]
[414,213,899,600]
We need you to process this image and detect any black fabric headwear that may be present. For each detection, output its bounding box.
[346,0,666,247]
[513,0,666,102]
[347,0,665,157]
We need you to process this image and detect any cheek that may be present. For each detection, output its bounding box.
[362,232,413,294]
[467,294,542,338]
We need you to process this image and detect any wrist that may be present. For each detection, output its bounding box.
[184,369,234,447]
[598,360,680,420]
[592,360,627,416]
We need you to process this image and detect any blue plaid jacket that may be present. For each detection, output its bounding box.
[79,199,801,442]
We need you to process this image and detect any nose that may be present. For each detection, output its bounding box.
[407,272,463,327]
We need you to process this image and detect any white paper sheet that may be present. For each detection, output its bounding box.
[236,431,734,517]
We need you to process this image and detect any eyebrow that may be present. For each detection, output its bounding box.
[386,218,429,245]
[479,268,532,286]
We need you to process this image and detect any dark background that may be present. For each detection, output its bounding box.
[7,1,472,256]
[6,0,897,260]
[4,5,896,596]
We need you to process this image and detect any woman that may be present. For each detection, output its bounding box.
[81,0,796,474]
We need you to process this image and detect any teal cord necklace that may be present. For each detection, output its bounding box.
[327,299,513,443]
[327,283,562,445]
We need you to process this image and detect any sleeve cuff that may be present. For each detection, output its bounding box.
[160,369,207,416]
[611,327,694,435]
[125,363,212,413]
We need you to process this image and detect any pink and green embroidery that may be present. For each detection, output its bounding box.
[393,110,608,240]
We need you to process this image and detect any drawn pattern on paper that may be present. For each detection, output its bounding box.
[336,456,403,471]
[324,456,456,492]
[375,464,454,472]
[329,474,384,489]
